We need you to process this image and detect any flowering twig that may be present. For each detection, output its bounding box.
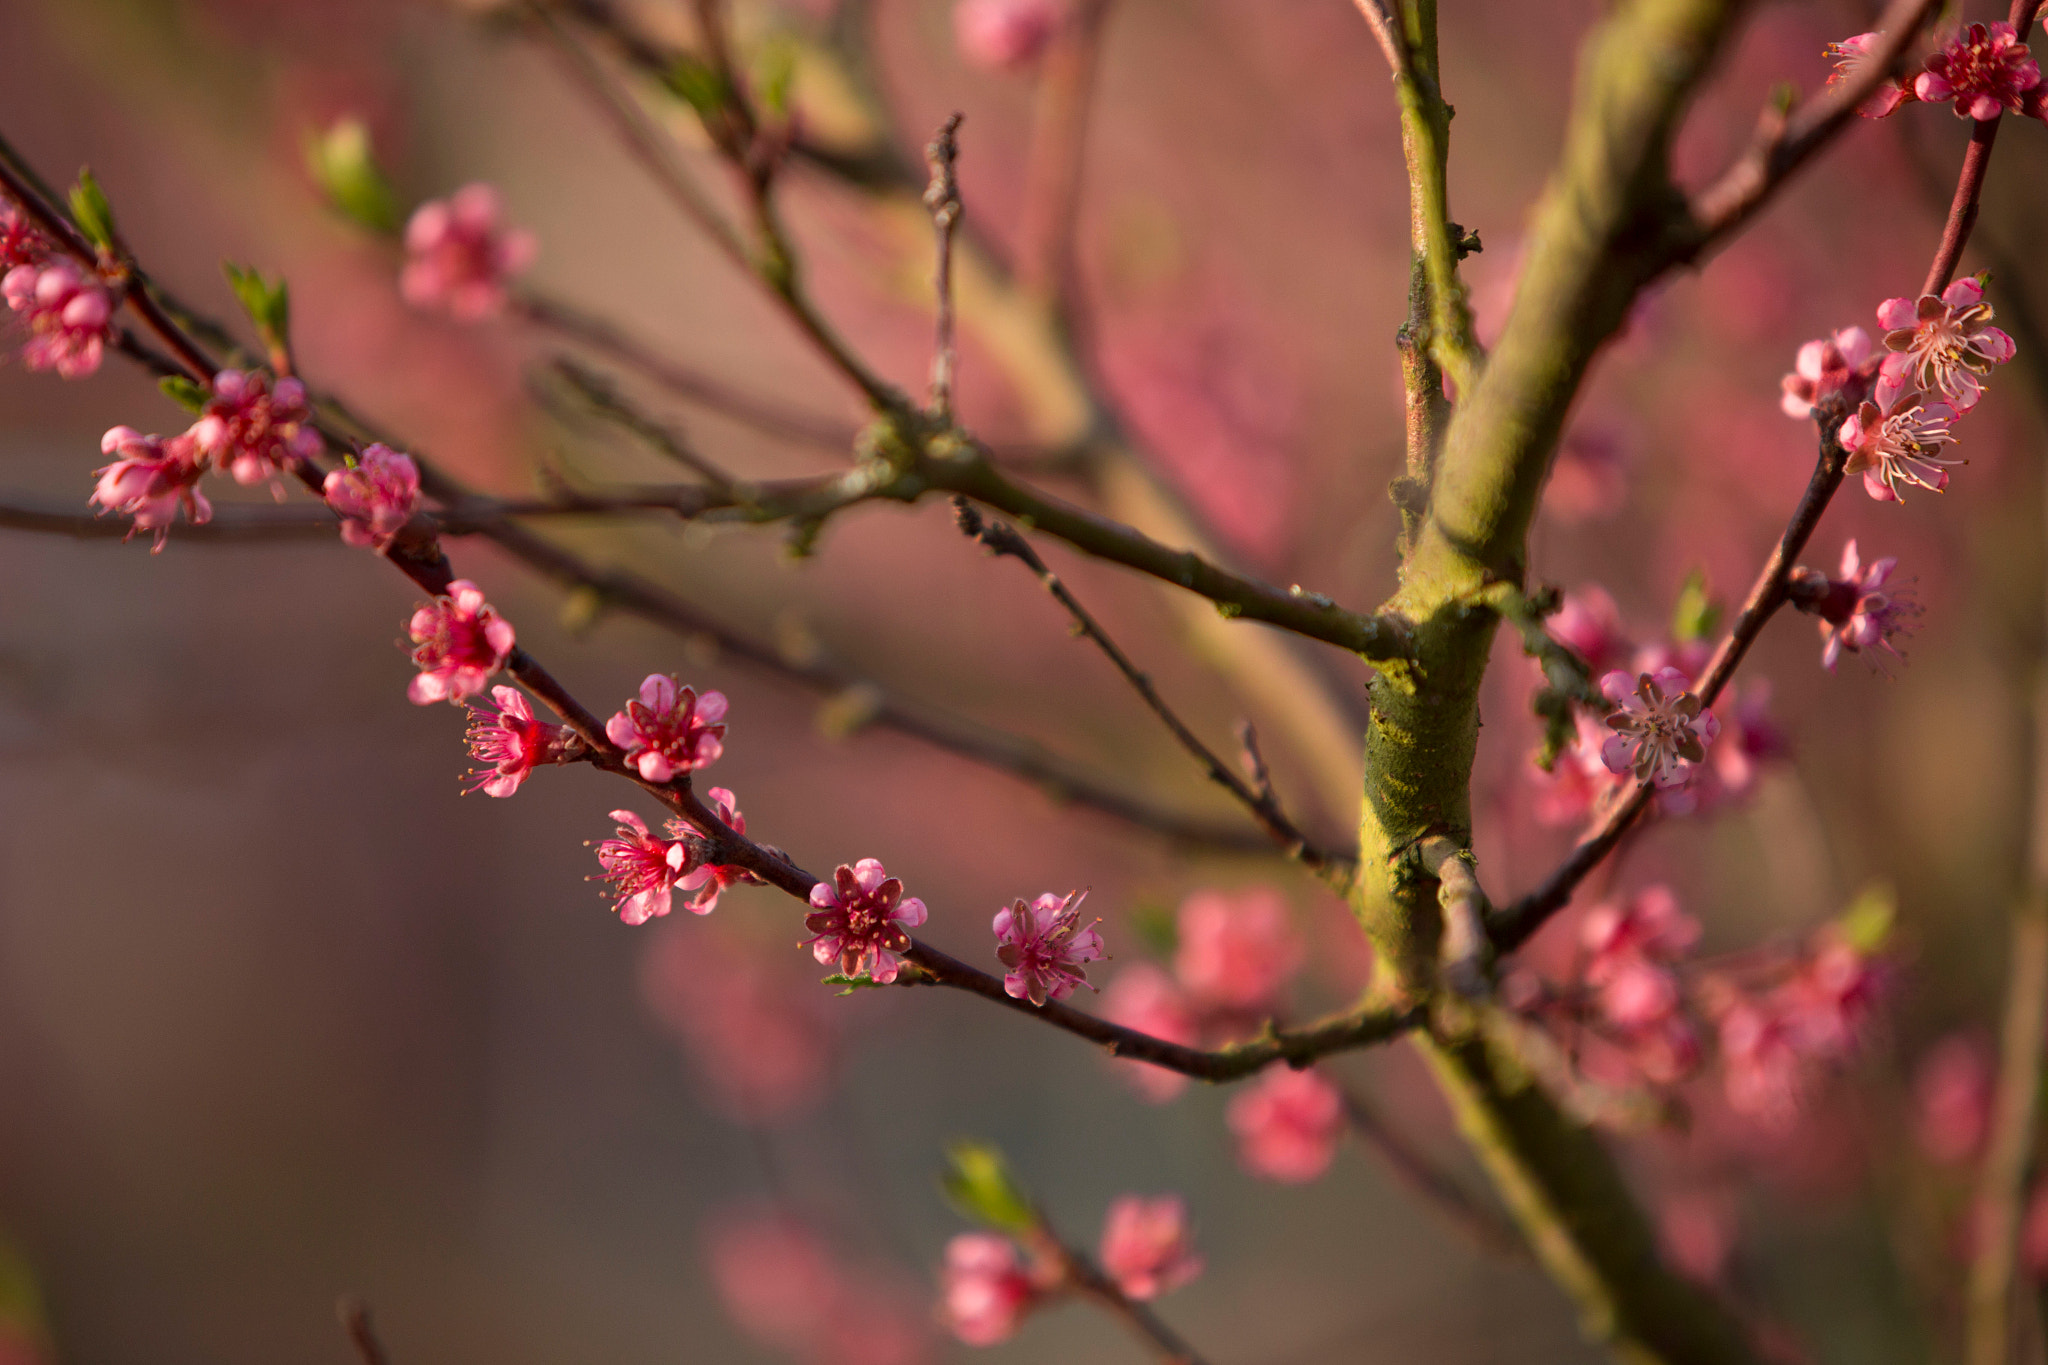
[1045,1230,1210,1365]
[923,113,964,422]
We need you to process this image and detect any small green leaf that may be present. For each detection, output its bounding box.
[821,971,891,995]
[1836,881,1896,955]
[158,375,211,414]
[1670,569,1720,644]
[941,1141,1036,1234]
[222,262,291,357]
[68,168,116,251]
[664,55,730,118]
[755,37,799,117]
[304,117,401,235]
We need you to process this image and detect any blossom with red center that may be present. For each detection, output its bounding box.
[3,259,110,378]
[1912,1033,1993,1165]
[605,673,728,783]
[953,0,1063,71]
[1173,886,1303,1015]
[1101,964,1200,1103]
[993,888,1105,1006]
[1098,1195,1202,1300]
[804,859,927,984]
[323,443,421,549]
[0,202,47,271]
[188,369,324,487]
[1876,277,2015,413]
[1548,585,1632,677]
[400,184,537,320]
[1803,539,1920,672]
[89,425,211,549]
[463,685,567,797]
[939,1234,1042,1346]
[1780,326,1880,419]
[677,787,762,914]
[1599,668,1721,791]
[1915,22,2042,120]
[591,809,692,925]
[1225,1066,1344,1184]
[1824,32,1917,118]
[405,579,515,704]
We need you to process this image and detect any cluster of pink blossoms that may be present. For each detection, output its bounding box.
[1,199,112,379]
[400,184,537,320]
[590,793,761,924]
[1829,21,2048,123]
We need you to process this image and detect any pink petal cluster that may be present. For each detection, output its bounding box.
[642,924,838,1121]
[1912,1032,1993,1165]
[89,425,211,550]
[1840,371,1961,503]
[1707,931,1882,1126]
[322,443,421,548]
[1097,1195,1203,1300]
[1599,668,1721,791]
[406,579,515,704]
[1225,1066,1344,1184]
[939,1234,1042,1345]
[1657,1189,1737,1285]
[1877,277,2016,413]
[1100,964,1201,1102]
[189,368,323,486]
[953,0,1063,71]
[400,184,537,320]
[1824,33,1917,119]
[463,685,567,796]
[678,787,763,914]
[592,809,692,924]
[605,673,728,782]
[706,1213,932,1365]
[1582,886,1703,1083]
[804,859,927,984]
[1173,886,1303,1015]
[4,258,110,378]
[993,888,1105,1006]
[1807,539,1920,672]
[1780,326,1880,419]
[0,201,49,271]
[1915,22,2042,120]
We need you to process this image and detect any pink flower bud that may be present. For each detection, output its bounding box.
[5,259,110,378]
[1098,1195,1202,1300]
[400,183,537,319]
[939,1234,1039,1345]
[405,579,514,704]
[323,443,422,548]
[953,0,1063,71]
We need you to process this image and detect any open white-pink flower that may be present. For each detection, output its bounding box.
[1877,277,2015,413]
[606,674,728,782]
[993,889,1105,1006]
[464,685,567,797]
[90,425,212,550]
[1840,372,1961,503]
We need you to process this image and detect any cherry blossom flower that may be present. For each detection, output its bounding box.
[1580,887,1704,1082]
[1780,326,1879,419]
[677,787,763,914]
[3,259,110,378]
[1658,1189,1737,1284]
[1876,277,2015,413]
[1915,22,2042,120]
[1776,932,1881,1059]
[953,0,1063,71]
[1583,885,1701,975]
[591,809,691,925]
[189,369,323,486]
[1716,996,1803,1126]
[1824,33,1916,118]
[705,1214,847,1357]
[1101,964,1199,1102]
[323,443,421,549]
[463,685,567,797]
[993,889,1106,1006]
[1840,371,1961,503]
[1098,1195,1202,1300]
[1805,540,1920,672]
[605,674,728,783]
[1548,585,1633,677]
[1599,668,1721,791]
[1912,1032,1993,1165]
[642,924,838,1121]
[400,184,537,319]
[405,579,515,704]
[89,426,211,549]
[1225,1066,1344,1184]
[804,859,927,984]
[939,1235,1040,1345]
[0,202,47,271]
[1173,887,1302,1015]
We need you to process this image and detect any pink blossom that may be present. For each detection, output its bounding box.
[1101,964,1199,1102]
[1876,276,2015,413]
[1912,1032,1993,1165]
[1706,682,1788,799]
[1824,32,1916,118]
[939,1235,1040,1345]
[1225,1066,1344,1184]
[705,1214,846,1356]
[405,579,514,704]
[642,924,838,1121]
[605,674,728,783]
[1717,997,1804,1126]
[89,426,212,549]
[953,0,1063,71]
[463,685,566,797]
[1840,370,1962,503]
[3,259,110,378]
[1581,887,1703,1082]
[1599,668,1721,791]
[0,202,47,271]
[1548,585,1633,677]
[1584,885,1700,973]
[1776,932,1880,1059]
[804,859,927,984]
[1098,1195,1202,1300]
[993,889,1106,1006]
[400,184,537,319]
[1780,326,1878,419]
[189,369,323,486]
[1173,886,1302,1015]
[1811,540,1920,672]
[677,787,763,914]
[1530,712,1630,827]
[591,809,691,925]
[323,443,421,549]
[1658,1190,1737,1284]
[1915,23,2042,120]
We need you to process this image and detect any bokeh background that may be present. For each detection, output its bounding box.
[1,0,2046,1362]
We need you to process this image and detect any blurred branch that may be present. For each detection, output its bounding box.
[1017,0,1116,302]
[336,1299,392,1365]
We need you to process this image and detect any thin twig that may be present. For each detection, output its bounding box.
[923,113,964,422]
[538,355,737,486]
[337,1298,392,1365]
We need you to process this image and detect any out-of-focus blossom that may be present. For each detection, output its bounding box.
[323,443,421,548]
[1840,372,1960,503]
[1797,540,1921,672]
[405,579,514,704]
[1225,1066,1343,1184]
[1582,886,1704,1083]
[1877,277,2015,413]
[0,202,47,271]
[1716,997,1804,1126]
[1101,964,1199,1102]
[1584,886,1701,974]
[1825,32,1917,118]
[1780,326,1878,419]
[1776,932,1881,1060]
[939,1234,1040,1345]
[1548,585,1633,677]
[1913,1032,1993,1165]
[953,0,1063,70]
[463,685,566,797]
[1707,682,1788,798]
[592,810,691,925]
[605,674,728,783]
[706,1214,847,1357]
[804,859,926,984]
[189,369,322,486]
[642,924,837,1120]
[1173,887,1302,1015]
[1531,712,1630,827]
[1098,1195,1202,1300]
[4,259,110,377]
[89,425,210,549]
[678,787,763,915]
[400,184,537,319]
[1658,1189,1737,1284]
[993,889,1105,1006]
[1600,668,1721,791]
[1915,23,2042,120]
